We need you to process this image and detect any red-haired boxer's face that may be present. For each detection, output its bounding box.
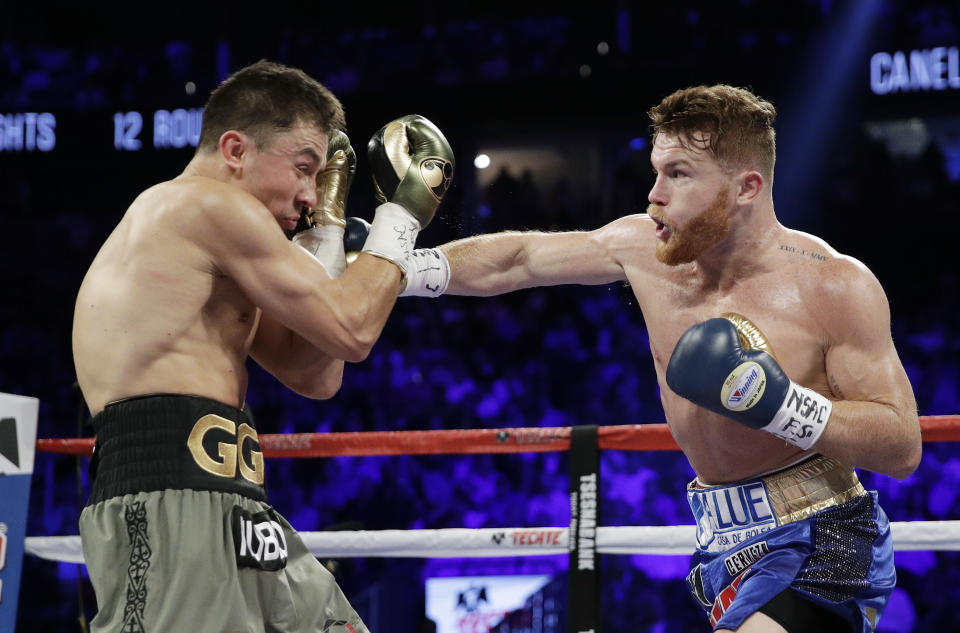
[646,132,734,265]
[240,122,327,232]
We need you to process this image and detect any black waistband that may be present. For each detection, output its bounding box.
[88,394,267,505]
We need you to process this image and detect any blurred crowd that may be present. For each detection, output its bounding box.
[4,2,956,113]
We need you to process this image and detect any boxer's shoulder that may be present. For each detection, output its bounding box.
[595,213,658,257]
[774,229,875,295]
[775,230,889,341]
[775,228,839,264]
[165,176,263,216]
[130,177,278,248]
[616,212,658,234]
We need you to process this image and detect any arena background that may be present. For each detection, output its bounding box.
[2,1,959,631]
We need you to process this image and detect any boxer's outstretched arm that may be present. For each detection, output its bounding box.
[812,258,921,479]
[439,215,641,296]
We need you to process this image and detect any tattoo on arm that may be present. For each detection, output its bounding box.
[829,374,845,399]
[779,244,827,262]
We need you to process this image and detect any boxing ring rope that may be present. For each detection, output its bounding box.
[25,521,960,565]
[32,415,960,458]
[25,416,960,564]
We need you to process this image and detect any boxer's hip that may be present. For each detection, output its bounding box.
[87,393,267,504]
[687,454,866,553]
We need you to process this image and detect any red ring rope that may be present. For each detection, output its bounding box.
[34,416,960,458]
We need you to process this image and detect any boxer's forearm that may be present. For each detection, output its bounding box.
[811,399,921,480]
[439,233,532,296]
[251,327,344,400]
[283,352,344,400]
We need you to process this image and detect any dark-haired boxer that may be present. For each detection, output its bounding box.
[401,85,919,633]
[73,59,454,632]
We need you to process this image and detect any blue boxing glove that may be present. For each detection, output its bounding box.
[343,216,370,265]
[666,313,833,449]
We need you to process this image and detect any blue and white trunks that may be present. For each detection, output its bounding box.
[685,455,895,632]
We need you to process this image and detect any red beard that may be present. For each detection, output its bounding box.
[654,186,731,265]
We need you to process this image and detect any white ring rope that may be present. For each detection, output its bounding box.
[24,520,960,564]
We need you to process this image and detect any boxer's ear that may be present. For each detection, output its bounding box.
[735,170,764,205]
[220,130,248,172]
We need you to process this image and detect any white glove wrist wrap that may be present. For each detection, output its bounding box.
[361,202,421,274]
[292,225,346,278]
[762,381,833,450]
[399,248,450,297]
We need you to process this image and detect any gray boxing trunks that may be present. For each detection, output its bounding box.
[79,394,369,633]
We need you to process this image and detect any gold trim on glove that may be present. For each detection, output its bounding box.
[721,312,776,358]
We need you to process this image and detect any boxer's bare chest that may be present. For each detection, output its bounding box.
[629,263,830,393]
[623,263,832,479]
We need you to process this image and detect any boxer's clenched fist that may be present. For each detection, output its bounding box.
[666,313,833,449]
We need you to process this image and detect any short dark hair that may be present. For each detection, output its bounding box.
[648,85,777,182]
[197,59,346,152]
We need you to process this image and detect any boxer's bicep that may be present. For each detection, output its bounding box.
[818,259,920,478]
[822,262,915,413]
[525,229,626,286]
[441,216,635,296]
[523,213,650,286]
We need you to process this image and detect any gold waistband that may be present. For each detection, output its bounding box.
[762,454,866,525]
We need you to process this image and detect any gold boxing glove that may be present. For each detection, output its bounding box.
[360,115,454,279]
[305,129,356,229]
[292,130,357,278]
[366,114,454,229]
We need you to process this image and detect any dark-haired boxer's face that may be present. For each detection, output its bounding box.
[241,122,327,232]
[646,132,733,265]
